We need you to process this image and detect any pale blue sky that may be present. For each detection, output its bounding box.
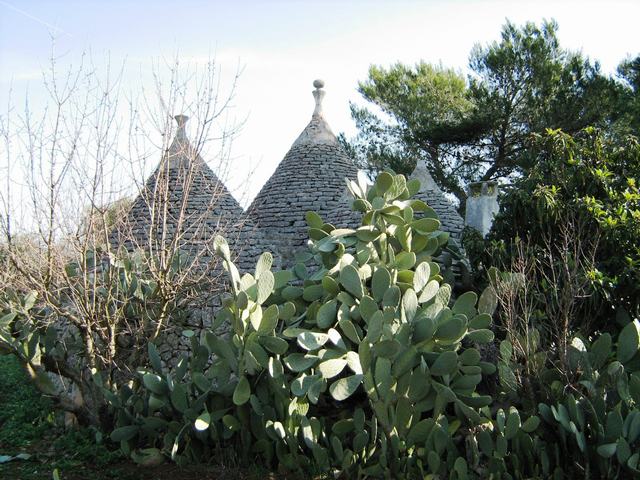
[1,0,638,204]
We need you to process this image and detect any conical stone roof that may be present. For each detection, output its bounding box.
[248,80,360,267]
[118,115,267,273]
[409,159,465,245]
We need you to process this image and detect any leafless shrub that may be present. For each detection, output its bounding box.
[0,50,248,425]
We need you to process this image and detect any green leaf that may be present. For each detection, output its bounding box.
[318,358,348,379]
[382,285,401,308]
[233,376,251,405]
[246,337,269,369]
[282,286,303,301]
[256,270,274,304]
[142,373,167,395]
[402,288,418,322]
[284,353,318,372]
[305,211,324,229]
[454,457,468,477]
[24,291,37,311]
[339,319,361,344]
[477,287,498,316]
[412,218,440,234]
[254,252,273,279]
[418,280,440,303]
[258,304,279,335]
[466,329,495,343]
[298,332,330,350]
[617,437,631,464]
[452,291,477,316]
[170,384,188,412]
[372,339,401,358]
[430,351,458,376]
[407,419,433,446]
[597,443,617,458]
[249,305,263,332]
[413,262,431,292]
[223,414,241,432]
[435,314,466,342]
[110,426,139,442]
[395,251,416,269]
[386,174,406,200]
[356,226,381,242]
[375,172,394,193]
[460,348,481,365]
[303,284,325,301]
[366,311,384,343]
[322,276,340,295]
[268,357,284,378]
[469,313,492,330]
[436,283,451,306]
[359,295,378,323]
[329,374,363,401]
[195,412,211,431]
[317,300,338,328]
[340,265,363,298]
[590,333,612,368]
[213,235,231,261]
[617,320,640,364]
[505,408,521,440]
[372,267,391,302]
[259,336,288,355]
[273,270,293,289]
[346,351,362,374]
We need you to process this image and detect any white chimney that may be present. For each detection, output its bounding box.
[465,181,499,237]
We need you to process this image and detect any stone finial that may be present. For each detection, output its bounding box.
[174,114,189,139]
[312,79,325,117]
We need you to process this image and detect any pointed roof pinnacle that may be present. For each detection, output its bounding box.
[167,114,200,165]
[312,79,325,117]
[291,79,337,147]
[174,114,189,140]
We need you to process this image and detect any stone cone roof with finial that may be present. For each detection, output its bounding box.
[117,115,268,273]
[248,80,361,267]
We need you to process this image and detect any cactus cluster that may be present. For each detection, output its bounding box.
[99,172,542,477]
[536,325,640,477]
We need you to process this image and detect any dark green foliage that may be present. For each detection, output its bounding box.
[0,354,54,448]
[537,325,640,477]
[0,354,121,478]
[344,20,625,208]
[347,63,483,202]
[468,20,621,180]
[616,55,640,136]
[488,128,640,322]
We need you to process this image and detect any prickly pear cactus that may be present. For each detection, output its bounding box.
[106,171,544,477]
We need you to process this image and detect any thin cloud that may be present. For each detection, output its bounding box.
[0,1,72,37]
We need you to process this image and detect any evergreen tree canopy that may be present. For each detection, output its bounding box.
[345,20,627,208]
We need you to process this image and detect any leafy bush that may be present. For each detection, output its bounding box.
[486,128,640,324]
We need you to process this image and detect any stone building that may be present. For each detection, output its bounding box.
[248,79,362,268]
[122,78,466,276]
[117,114,268,274]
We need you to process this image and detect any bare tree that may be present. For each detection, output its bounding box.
[490,213,600,404]
[0,50,250,426]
